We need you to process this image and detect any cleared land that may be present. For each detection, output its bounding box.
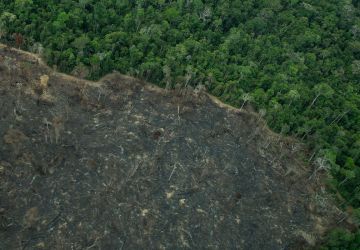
[0,45,338,249]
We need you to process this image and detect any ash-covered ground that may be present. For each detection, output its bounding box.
[0,45,335,249]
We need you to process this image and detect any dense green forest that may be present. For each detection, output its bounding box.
[1,0,360,246]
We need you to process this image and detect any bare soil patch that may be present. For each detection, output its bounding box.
[0,46,337,249]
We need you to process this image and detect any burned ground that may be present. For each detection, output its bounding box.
[0,45,337,249]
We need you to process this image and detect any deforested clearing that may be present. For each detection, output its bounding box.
[0,45,341,249]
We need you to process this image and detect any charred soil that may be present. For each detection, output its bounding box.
[0,45,339,249]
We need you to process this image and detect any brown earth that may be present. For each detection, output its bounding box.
[0,44,339,249]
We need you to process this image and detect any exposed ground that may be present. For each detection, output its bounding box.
[0,45,339,249]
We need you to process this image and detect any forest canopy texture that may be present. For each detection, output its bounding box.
[1,0,360,247]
